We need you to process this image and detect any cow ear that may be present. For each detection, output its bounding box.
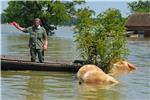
[128,63,136,70]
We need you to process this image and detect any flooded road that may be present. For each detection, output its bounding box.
[1,24,150,100]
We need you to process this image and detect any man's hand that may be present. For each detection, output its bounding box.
[44,40,48,50]
[9,22,20,29]
[9,22,25,31]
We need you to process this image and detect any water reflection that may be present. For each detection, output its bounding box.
[25,73,44,100]
[1,34,78,61]
[1,71,77,100]
[77,83,120,100]
[3,69,148,100]
[127,38,150,67]
[1,25,150,100]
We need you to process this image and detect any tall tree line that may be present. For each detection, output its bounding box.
[2,1,85,33]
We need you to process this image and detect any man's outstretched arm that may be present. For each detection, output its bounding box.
[10,22,26,32]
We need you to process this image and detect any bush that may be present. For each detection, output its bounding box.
[74,8,128,73]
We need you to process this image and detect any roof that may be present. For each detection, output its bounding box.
[125,13,150,27]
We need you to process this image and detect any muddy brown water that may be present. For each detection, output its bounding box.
[1,25,150,100]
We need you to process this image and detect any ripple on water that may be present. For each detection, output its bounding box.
[1,32,150,100]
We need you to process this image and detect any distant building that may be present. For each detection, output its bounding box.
[125,13,150,37]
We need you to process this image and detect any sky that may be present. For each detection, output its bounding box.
[0,0,134,17]
[0,0,8,13]
[76,1,131,17]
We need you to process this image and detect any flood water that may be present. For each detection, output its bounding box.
[1,24,150,100]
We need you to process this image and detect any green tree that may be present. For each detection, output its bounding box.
[75,8,128,73]
[128,0,150,13]
[74,8,97,63]
[2,1,84,33]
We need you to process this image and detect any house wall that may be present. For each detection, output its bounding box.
[144,30,150,37]
[126,26,150,37]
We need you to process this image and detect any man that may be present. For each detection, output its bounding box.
[13,18,48,63]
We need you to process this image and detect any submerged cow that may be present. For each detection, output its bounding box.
[77,64,119,85]
[77,61,136,86]
[109,60,136,76]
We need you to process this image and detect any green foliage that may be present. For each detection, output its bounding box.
[128,0,150,13]
[75,8,128,73]
[2,1,85,32]
[74,8,96,62]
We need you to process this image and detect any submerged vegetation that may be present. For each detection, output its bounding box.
[75,8,128,73]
